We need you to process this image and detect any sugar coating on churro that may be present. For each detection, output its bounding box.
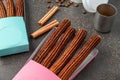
[41,27,75,68]
[5,0,15,16]
[49,29,87,74]
[58,34,102,80]
[33,18,71,63]
[0,0,6,18]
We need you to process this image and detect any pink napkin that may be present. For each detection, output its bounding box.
[12,60,61,80]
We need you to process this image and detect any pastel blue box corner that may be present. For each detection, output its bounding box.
[0,17,29,56]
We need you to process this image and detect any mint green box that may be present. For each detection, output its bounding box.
[0,17,29,56]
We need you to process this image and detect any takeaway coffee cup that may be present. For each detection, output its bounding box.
[71,0,109,12]
[94,4,117,33]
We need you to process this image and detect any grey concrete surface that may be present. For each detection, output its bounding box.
[0,0,120,80]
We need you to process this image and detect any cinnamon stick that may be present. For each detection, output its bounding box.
[49,29,87,74]
[33,18,71,63]
[38,6,56,24]
[31,20,59,38]
[41,27,75,68]
[38,6,59,26]
[58,34,102,80]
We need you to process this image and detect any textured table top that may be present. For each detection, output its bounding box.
[0,0,120,80]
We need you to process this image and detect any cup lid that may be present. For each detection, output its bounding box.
[82,0,109,13]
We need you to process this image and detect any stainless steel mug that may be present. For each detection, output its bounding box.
[94,4,117,33]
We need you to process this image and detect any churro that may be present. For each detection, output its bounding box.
[0,0,6,18]
[16,0,24,16]
[5,0,15,16]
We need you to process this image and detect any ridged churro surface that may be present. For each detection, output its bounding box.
[6,0,15,16]
[33,18,71,63]
[0,0,6,18]
[58,34,102,80]
[16,0,24,16]
[41,27,75,68]
[50,29,87,74]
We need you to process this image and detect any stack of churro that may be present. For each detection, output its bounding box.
[33,18,102,80]
[33,18,71,63]
[41,27,75,68]
[50,29,87,74]
[0,0,24,18]
[58,34,101,80]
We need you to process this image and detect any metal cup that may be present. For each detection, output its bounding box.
[94,4,117,33]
